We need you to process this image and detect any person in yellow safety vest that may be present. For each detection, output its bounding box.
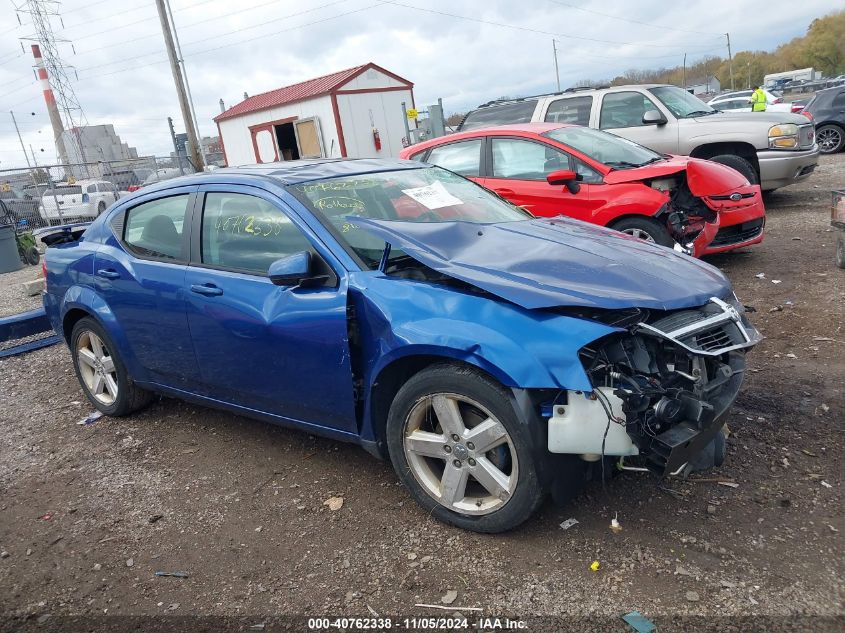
[750,86,767,112]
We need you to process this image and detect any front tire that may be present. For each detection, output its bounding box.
[709,154,759,184]
[611,216,674,248]
[71,317,152,417]
[817,124,845,154]
[386,364,544,533]
[96,201,106,216]
[836,233,845,270]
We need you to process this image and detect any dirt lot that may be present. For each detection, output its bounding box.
[0,155,843,632]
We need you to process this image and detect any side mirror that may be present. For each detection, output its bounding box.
[546,169,581,194]
[642,109,668,126]
[268,251,312,286]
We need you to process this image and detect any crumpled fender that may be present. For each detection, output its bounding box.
[351,274,618,443]
[352,272,617,383]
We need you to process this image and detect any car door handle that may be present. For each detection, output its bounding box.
[494,188,515,196]
[190,283,223,297]
[96,269,120,280]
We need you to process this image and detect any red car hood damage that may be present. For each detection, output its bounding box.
[604,156,749,196]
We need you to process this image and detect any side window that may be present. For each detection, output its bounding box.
[491,138,570,180]
[87,184,97,194]
[201,192,313,275]
[544,96,593,125]
[599,91,661,129]
[124,194,189,261]
[425,139,482,177]
[832,90,845,109]
[573,159,602,184]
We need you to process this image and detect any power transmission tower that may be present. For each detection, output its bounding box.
[16,0,90,174]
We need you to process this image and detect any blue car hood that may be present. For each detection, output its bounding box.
[354,216,731,311]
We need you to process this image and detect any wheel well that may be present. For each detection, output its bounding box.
[367,355,504,456]
[62,308,91,343]
[608,212,663,227]
[689,142,760,176]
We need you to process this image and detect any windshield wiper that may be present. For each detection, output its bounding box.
[605,160,641,169]
[683,110,718,118]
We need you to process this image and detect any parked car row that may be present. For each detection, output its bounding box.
[400,123,765,257]
[707,89,802,114]
[456,84,818,192]
[0,179,121,226]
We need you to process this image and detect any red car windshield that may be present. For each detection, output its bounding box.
[543,126,664,169]
[290,166,530,268]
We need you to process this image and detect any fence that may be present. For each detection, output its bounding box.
[0,156,197,232]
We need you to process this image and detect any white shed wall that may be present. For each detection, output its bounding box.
[336,89,414,159]
[218,95,339,166]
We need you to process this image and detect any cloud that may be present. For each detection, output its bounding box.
[0,0,835,168]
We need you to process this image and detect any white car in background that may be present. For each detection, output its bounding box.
[39,179,120,221]
[708,89,798,113]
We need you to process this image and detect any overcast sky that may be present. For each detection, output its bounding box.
[0,0,835,168]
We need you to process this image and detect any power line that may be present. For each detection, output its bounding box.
[382,0,718,50]
[74,0,347,57]
[67,0,219,42]
[79,2,385,80]
[546,0,722,37]
[76,0,356,74]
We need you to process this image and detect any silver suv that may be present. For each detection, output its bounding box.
[458,84,819,191]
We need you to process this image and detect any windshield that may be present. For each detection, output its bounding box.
[649,86,717,118]
[43,185,82,196]
[543,126,663,168]
[290,167,530,269]
[459,100,538,131]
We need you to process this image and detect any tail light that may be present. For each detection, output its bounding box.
[773,97,783,104]
[791,104,804,113]
[802,111,814,121]
[41,257,47,282]
[127,185,140,192]
[82,193,89,203]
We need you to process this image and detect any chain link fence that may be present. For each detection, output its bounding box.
[0,156,196,232]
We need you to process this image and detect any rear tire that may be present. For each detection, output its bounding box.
[24,246,39,266]
[709,154,758,184]
[816,124,845,154]
[836,234,845,270]
[70,317,152,417]
[611,216,674,248]
[96,201,106,216]
[386,364,545,533]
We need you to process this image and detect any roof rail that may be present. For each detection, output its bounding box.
[563,85,609,93]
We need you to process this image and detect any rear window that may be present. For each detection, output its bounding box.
[459,100,538,131]
[44,186,82,196]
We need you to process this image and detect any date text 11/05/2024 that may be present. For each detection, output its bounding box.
[307,616,528,630]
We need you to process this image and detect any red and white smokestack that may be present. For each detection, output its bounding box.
[32,44,70,165]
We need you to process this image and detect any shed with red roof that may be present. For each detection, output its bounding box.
[214,63,415,166]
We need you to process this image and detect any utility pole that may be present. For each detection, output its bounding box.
[552,40,561,92]
[168,117,185,175]
[10,111,39,187]
[155,0,203,172]
[164,0,207,167]
[683,53,687,89]
[726,32,735,91]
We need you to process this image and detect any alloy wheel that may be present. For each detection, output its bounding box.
[76,330,118,405]
[817,127,842,153]
[621,228,656,242]
[403,393,518,516]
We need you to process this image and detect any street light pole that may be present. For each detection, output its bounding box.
[553,40,561,92]
[726,33,735,91]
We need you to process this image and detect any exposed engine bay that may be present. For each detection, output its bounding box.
[649,175,717,254]
[551,296,761,476]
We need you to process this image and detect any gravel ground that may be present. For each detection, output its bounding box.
[0,265,43,318]
[0,155,843,632]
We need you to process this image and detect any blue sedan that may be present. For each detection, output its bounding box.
[43,158,760,532]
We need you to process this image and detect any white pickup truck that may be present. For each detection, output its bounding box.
[458,84,819,191]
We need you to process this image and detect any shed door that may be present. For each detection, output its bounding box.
[293,118,324,159]
[251,124,278,163]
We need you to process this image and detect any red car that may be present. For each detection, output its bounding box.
[400,123,765,256]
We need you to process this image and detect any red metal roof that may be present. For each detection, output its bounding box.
[214,63,411,122]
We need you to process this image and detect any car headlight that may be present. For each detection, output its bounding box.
[768,123,799,149]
